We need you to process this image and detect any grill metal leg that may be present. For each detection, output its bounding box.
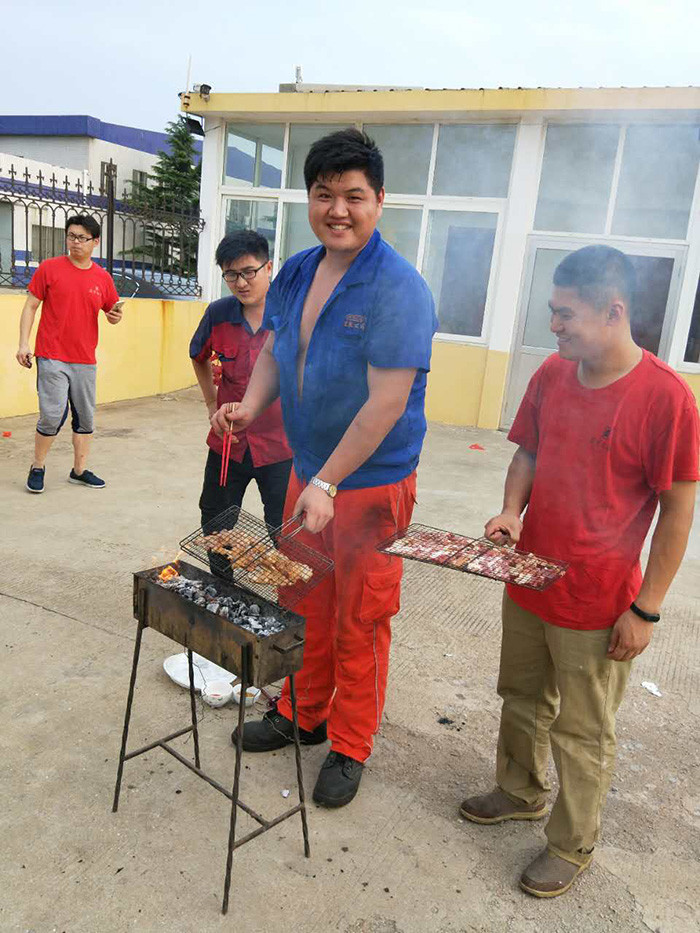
[112,619,146,813]
[222,653,248,915]
[187,647,201,770]
[289,673,310,858]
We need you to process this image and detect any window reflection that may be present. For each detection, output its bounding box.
[423,211,497,337]
[224,124,284,188]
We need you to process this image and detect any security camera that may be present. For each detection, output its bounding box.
[193,83,212,100]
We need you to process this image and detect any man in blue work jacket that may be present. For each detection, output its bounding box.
[213,128,438,807]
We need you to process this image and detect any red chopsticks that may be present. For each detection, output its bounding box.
[219,429,232,487]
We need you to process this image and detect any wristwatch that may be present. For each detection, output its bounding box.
[630,601,661,623]
[310,476,338,498]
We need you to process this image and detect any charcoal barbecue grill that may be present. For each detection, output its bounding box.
[112,507,334,915]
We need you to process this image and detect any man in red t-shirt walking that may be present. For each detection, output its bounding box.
[460,246,699,897]
[16,214,123,493]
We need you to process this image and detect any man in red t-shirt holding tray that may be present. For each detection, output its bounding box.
[17,214,123,493]
[459,246,699,898]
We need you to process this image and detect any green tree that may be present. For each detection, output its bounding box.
[129,115,201,211]
[123,115,202,280]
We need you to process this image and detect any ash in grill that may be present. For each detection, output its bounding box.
[155,572,285,636]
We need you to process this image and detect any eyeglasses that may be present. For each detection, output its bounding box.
[221,261,268,283]
[66,233,94,243]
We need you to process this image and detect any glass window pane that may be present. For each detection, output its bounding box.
[534,125,619,233]
[433,124,516,197]
[377,207,421,265]
[523,247,674,355]
[222,199,278,295]
[684,274,700,363]
[523,248,571,349]
[280,202,317,264]
[365,125,433,195]
[612,125,700,239]
[422,211,497,337]
[286,124,351,190]
[224,123,284,188]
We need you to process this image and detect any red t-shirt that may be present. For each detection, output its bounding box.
[29,256,119,365]
[507,350,700,630]
[189,296,292,467]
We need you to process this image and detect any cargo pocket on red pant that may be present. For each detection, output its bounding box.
[359,565,403,624]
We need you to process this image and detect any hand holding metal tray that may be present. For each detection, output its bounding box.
[376,523,568,591]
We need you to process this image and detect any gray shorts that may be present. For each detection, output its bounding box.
[36,357,97,436]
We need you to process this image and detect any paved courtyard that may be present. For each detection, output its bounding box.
[1,388,699,933]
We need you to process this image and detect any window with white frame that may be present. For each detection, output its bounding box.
[221,121,516,339]
[377,207,422,266]
[286,124,351,190]
[423,211,498,337]
[131,169,149,192]
[612,125,699,239]
[535,125,619,233]
[364,124,434,194]
[433,124,517,198]
[32,223,65,261]
[224,124,284,188]
[535,122,700,240]
[684,273,700,364]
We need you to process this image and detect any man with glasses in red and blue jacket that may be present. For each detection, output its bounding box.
[212,129,438,808]
[190,231,292,532]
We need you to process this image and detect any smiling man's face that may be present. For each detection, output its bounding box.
[307,169,384,259]
[549,285,620,361]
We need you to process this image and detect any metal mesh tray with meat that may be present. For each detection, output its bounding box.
[377,523,567,591]
[179,506,334,608]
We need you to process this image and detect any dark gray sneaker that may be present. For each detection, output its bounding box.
[312,751,364,808]
[69,469,106,488]
[26,466,45,494]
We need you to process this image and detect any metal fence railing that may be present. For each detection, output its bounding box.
[0,160,205,298]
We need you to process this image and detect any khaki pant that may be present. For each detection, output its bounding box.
[496,594,631,866]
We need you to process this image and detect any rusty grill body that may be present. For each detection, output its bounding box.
[113,508,334,915]
[133,560,306,688]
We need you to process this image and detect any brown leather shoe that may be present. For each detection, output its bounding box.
[459,789,547,824]
[519,848,590,898]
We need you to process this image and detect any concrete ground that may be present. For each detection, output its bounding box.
[1,388,699,933]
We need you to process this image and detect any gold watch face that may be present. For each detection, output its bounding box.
[328,484,338,498]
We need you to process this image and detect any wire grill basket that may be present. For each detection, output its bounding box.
[180,506,334,608]
[377,523,567,591]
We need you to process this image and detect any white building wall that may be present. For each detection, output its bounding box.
[197,117,225,302]
[89,138,160,197]
[0,151,90,266]
[0,136,90,172]
[485,119,545,355]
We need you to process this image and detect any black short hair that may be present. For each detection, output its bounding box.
[215,231,270,268]
[303,128,384,196]
[553,245,636,311]
[65,214,101,239]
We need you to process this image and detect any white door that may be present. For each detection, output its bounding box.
[501,235,687,429]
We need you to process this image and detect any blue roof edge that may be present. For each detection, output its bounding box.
[0,115,174,156]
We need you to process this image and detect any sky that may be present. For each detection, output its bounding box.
[4,0,699,133]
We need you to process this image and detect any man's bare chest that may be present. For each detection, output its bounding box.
[298,275,341,352]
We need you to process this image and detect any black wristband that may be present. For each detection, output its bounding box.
[630,602,660,623]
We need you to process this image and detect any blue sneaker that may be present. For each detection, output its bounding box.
[26,466,45,493]
[69,468,106,489]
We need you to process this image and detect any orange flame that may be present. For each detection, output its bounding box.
[159,563,180,581]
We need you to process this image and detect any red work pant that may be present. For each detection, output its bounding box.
[276,470,416,762]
